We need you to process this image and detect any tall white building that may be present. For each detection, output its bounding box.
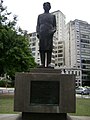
[53,10,66,67]
[65,19,90,86]
[28,10,66,67]
[28,32,40,65]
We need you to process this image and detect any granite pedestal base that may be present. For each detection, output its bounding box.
[14,68,76,120]
[22,113,67,120]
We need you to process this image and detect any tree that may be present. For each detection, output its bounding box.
[0,0,36,82]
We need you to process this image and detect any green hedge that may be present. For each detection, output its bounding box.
[0,80,12,87]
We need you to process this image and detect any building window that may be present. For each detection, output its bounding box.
[32,32,36,37]
[58,58,63,61]
[58,41,62,44]
[32,53,35,56]
[72,71,74,74]
[55,64,57,66]
[32,42,36,46]
[58,54,63,57]
[32,48,36,51]
[78,71,80,76]
[81,44,85,48]
[58,50,63,53]
[58,63,62,66]
[68,71,70,74]
[58,46,63,49]
[55,51,57,53]
[32,37,36,41]
[81,39,90,43]
[75,71,77,75]
[77,36,79,39]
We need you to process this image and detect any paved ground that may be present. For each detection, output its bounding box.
[70,116,90,120]
[0,114,90,120]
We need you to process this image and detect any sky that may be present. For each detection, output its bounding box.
[4,0,90,33]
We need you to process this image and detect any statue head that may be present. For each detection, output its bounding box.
[43,2,51,13]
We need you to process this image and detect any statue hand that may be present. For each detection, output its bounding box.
[49,29,56,35]
[52,29,56,33]
[37,34,39,39]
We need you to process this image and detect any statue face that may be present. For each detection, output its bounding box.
[43,3,51,12]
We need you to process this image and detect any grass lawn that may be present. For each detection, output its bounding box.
[0,94,90,116]
[0,94,19,114]
[69,97,90,116]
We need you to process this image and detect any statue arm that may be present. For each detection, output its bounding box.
[53,15,56,33]
[36,15,40,38]
[49,15,56,35]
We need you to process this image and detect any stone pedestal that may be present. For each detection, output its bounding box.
[22,113,67,120]
[14,68,76,120]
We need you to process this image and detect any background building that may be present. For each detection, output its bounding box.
[52,10,66,67]
[65,19,90,86]
[55,66,82,87]
[28,32,40,65]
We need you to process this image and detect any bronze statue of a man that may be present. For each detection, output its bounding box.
[36,2,56,67]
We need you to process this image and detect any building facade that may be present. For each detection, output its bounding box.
[52,10,66,67]
[55,66,82,87]
[65,19,90,86]
[28,32,40,65]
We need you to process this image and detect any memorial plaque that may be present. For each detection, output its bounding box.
[30,81,59,105]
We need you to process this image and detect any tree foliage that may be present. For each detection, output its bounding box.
[0,0,36,80]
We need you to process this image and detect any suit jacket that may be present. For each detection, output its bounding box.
[36,13,56,51]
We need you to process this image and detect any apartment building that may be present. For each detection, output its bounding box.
[53,10,66,67]
[65,19,90,86]
[28,32,40,65]
[28,10,66,67]
[55,66,82,87]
